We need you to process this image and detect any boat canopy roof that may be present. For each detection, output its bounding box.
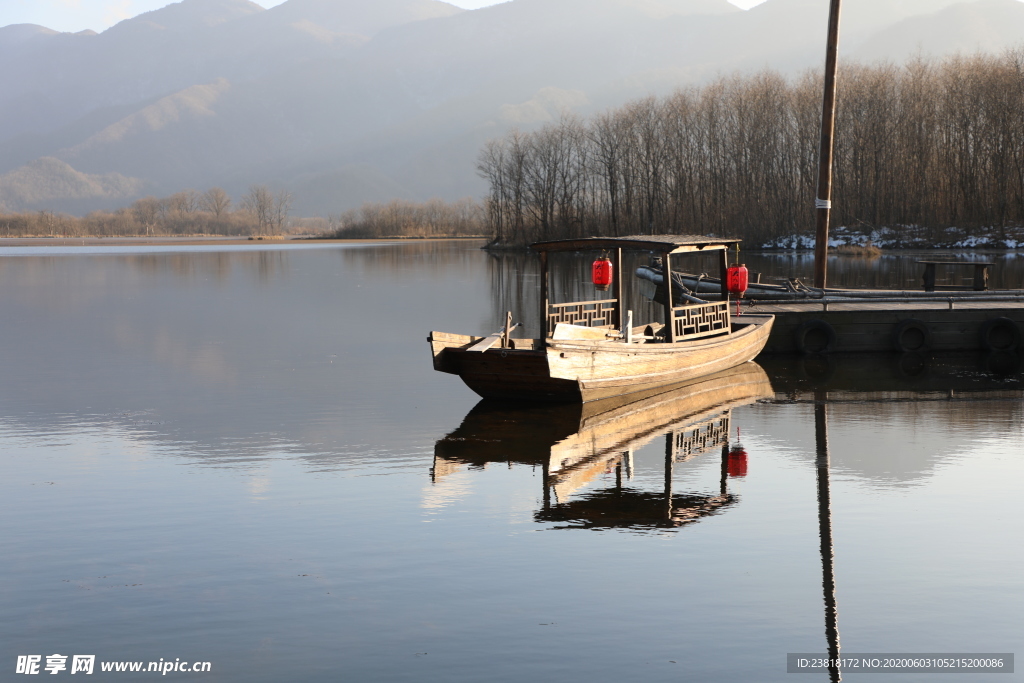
[530,234,740,254]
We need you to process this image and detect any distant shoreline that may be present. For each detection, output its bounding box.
[0,236,488,248]
[1,236,1018,253]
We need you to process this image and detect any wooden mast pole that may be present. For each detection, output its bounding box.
[814,0,843,289]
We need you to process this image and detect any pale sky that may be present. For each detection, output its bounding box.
[1,0,767,34]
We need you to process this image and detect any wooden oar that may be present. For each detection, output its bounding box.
[467,322,520,352]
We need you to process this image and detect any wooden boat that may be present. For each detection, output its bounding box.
[432,362,774,528]
[428,235,775,402]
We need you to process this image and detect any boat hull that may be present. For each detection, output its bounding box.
[429,314,774,402]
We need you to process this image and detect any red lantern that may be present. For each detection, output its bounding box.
[592,256,613,291]
[726,263,749,296]
[727,446,748,478]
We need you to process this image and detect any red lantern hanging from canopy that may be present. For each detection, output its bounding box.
[726,263,749,296]
[726,262,749,316]
[592,255,613,292]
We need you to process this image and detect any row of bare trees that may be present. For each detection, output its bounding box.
[325,198,486,238]
[0,185,292,238]
[478,51,1024,247]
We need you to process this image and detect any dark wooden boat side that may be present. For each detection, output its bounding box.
[429,331,582,401]
[456,348,582,402]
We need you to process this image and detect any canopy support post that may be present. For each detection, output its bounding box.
[718,248,731,310]
[613,247,623,329]
[663,252,675,342]
[539,251,549,341]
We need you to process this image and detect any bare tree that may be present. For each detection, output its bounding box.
[272,190,293,233]
[241,185,274,235]
[240,185,293,234]
[167,189,200,216]
[38,209,56,237]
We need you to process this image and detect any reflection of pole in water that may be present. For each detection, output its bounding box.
[720,443,729,496]
[542,457,551,509]
[665,433,675,521]
[815,395,841,682]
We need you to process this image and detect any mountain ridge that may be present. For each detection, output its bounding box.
[2,0,1023,215]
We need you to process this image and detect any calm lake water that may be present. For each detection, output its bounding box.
[1,241,1021,682]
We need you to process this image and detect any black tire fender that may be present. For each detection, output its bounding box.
[979,317,1021,352]
[892,318,931,353]
[794,319,837,354]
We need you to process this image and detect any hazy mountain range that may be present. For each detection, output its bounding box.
[2,0,1023,216]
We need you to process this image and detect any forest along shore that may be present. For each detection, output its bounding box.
[478,53,1024,249]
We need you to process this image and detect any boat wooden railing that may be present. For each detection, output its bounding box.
[671,301,730,341]
[547,299,618,336]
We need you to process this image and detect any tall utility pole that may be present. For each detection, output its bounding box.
[814,0,843,289]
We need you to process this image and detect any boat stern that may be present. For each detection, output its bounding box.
[428,331,477,374]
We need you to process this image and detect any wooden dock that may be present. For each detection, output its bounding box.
[745,297,1024,354]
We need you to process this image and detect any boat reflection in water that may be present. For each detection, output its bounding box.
[431,350,1022,679]
[432,362,773,529]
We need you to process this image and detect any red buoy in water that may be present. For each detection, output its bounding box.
[592,256,613,291]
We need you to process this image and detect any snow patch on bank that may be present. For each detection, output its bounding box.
[759,225,1024,250]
